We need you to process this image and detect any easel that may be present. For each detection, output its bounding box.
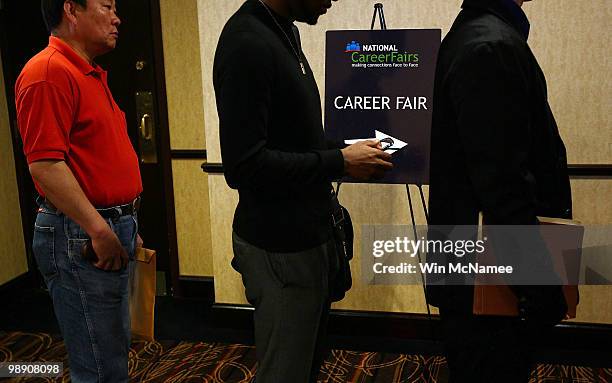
[338,3,435,338]
[370,3,387,30]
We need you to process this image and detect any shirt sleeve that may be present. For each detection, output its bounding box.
[214,32,344,190]
[16,81,74,164]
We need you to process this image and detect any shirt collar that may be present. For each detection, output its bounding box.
[462,0,531,40]
[48,36,106,76]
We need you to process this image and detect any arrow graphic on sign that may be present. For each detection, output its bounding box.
[344,130,408,154]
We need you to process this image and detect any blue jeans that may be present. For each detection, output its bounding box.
[33,202,137,383]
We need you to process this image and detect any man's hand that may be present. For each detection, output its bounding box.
[340,140,393,180]
[136,233,144,249]
[513,285,568,327]
[91,226,128,271]
[29,160,132,271]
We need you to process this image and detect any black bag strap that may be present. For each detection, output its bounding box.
[330,182,354,260]
[330,182,344,229]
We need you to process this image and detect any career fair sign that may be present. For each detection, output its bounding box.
[324,29,441,184]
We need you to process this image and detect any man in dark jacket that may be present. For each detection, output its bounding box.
[213,0,392,382]
[428,0,572,381]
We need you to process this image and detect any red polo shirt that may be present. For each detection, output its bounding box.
[15,36,142,207]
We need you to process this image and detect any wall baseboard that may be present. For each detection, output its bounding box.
[0,272,35,297]
[175,276,215,299]
[211,302,612,367]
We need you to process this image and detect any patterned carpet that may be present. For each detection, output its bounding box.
[0,332,610,382]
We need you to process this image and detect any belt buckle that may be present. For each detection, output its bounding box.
[114,207,123,218]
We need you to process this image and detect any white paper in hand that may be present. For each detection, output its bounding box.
[344,130,408,154]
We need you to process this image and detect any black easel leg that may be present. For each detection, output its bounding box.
[407,184,435,340]
[370,8,378,30]
[418,184,429,223]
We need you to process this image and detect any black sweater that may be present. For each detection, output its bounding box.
[213,0,345,252]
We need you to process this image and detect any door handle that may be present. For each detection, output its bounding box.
[135,91,157,164]
[140,113,152,140]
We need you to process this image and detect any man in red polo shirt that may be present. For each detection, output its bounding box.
[15,1,142,381]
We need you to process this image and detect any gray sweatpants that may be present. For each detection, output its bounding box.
[231,232,338,383]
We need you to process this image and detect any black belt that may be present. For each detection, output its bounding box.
[44,197,141,219]
[97,197,141,219]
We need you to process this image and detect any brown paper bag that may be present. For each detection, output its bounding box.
[129,247,156,341]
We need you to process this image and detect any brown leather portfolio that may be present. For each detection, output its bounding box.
[473,217,583,319]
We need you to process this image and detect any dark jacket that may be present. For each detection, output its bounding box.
[428,0,572,310]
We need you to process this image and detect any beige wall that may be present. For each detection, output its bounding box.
[569,179,612,324]
[161,0,207,151]
[196,1,612,323]
[0,50,28,285]
[527,1,612,164]
[171,160,214,276]
[160,0,214,277]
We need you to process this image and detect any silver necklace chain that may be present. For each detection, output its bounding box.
[257,0,306,75]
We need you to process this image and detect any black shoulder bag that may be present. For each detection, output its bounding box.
[330,184,354,302]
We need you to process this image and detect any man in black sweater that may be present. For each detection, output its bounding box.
[429,0,572,381]
[213,0,392,381]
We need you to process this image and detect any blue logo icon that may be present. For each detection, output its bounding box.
[345,41,361,52]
